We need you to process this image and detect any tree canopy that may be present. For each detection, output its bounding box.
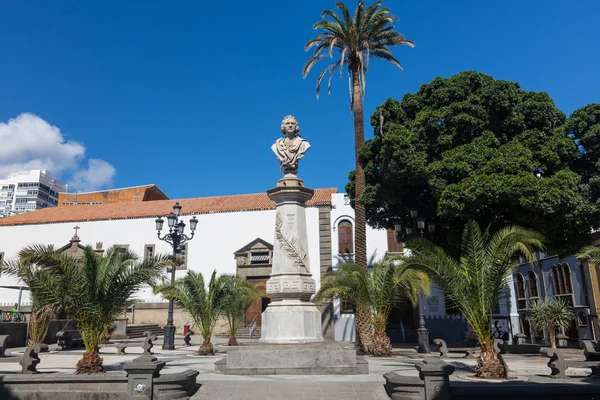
[348,71,600,255]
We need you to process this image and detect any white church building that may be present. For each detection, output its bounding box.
[0,185,519,344]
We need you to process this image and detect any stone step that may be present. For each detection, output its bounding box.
[126,324,163,339]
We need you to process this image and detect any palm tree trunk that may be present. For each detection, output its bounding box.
[549,325,557,348]
[372,330,393,357]
[351,66,371,355]
[199,338,214,355]
[476,343,509,379]
[351,66,367,270]
[355,306,373,354]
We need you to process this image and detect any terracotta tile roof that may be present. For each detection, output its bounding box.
[0,188,338,226]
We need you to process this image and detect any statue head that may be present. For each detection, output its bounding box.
[280,115,301,137]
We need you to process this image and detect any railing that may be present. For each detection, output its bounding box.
[1,311,27,322]
[249,317,257,338]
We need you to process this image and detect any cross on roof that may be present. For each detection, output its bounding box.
[73,225,80,236]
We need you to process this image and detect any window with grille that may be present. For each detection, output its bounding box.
[338,221,354,254]
[143,245,155,262]
[250,251,270,264]
[340,299,355,314]
[115,245,129,255]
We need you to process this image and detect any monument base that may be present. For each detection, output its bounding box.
[259,299,323,343]
[214,342,368,375]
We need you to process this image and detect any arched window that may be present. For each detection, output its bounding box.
[515,274,526,310]
[561,263,573,294]
[551,264,573,296]
[338,221,354,254]
[527,271,539,298]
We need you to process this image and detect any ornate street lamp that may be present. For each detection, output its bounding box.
[155,202,198,350]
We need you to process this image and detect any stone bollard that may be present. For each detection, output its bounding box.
[493,338,504,354]
[124,357,166,400]
[513,333,526,345]
[556,334,568,348]
[415,358,455,400]
[19,346,40,374]
[123,335,165,399]
[184,331,192,346]
[0,335,9,357]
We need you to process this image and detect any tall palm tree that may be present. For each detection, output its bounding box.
[155,270,230,355]
[14,245,169,373]
[401,221,544,379]
[315,258,429,356]
[303,1,414,270]
[527,298,574,348]
[222,275,260,346]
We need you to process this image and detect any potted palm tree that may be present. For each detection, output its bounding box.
[16,244,170,373]
[315,257,429,356]
[155,270,229,355]
[222,276,260,346]
[401,221,544,379]
[527,298,574,348]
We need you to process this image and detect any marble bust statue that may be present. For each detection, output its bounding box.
[271,115,311,175]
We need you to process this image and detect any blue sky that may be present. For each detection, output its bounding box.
[0,1,598,198]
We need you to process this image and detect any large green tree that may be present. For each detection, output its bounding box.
[303,1,414,268]
[349,71,599,255]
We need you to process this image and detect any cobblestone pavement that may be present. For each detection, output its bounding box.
[0,335,592,399]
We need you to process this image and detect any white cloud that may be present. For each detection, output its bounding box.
[0,113,116,191]
[71,159,116,192]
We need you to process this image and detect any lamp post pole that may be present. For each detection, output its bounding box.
[155,202,198,350]
[395,210,433,354]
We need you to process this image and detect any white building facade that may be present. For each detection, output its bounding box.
[0,187,519,344]
[0,169,66,217]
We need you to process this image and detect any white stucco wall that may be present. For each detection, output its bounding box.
[329,193,390,341]
[0,207,322,305]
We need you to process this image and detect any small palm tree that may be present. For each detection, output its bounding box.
[155,270,229,355]
[1,255,60,345]
[16,244,169,373]
[527,298,574,348]
[222,276,260,346]
[402,221,544,379]
[315,258,429,356]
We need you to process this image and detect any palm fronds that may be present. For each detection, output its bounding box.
[303,1,413,108]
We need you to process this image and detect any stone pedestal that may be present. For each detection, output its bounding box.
[260,177,323,344]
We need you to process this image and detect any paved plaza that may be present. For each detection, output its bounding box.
[0,335,595,399]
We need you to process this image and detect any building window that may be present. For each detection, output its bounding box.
[250,251,270,265]
[515,273,526,310]
[527,271,539,298]
[340,299,355,314]
[115,245,129,256]
[177,243,188,270]
[143,245,155,262]
[338,220,354,254]
[551,264,573,296]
